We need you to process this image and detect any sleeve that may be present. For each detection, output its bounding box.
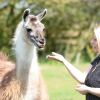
[91,55,100,67]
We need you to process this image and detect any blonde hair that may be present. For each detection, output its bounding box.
[94,24,100,52]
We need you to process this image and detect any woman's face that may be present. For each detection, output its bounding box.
[90,36,99,53]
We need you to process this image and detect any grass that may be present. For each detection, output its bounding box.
[39,59,89,100]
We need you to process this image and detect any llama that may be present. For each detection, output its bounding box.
[0,8,48,100]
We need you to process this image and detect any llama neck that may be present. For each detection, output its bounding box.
[14,21,40,97]
[15,44,39,83]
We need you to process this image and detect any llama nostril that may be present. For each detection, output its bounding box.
[39,39,45,44]
[42,38,44,41]
[36,35,38,39]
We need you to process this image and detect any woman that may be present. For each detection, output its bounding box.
[47,26,100,100]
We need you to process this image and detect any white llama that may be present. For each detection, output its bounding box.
[0,8,48,100]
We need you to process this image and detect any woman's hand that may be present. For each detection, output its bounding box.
[75,84,89,95]
[46,52,65,63]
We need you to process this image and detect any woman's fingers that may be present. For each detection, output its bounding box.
[76,84,81,87]
[46,55,58,60]
[46,52,60,59]
[46,55,62,62]
[46,52,64,62]
[46,55,55,59]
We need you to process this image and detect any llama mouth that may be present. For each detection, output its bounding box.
[28,34,45,49]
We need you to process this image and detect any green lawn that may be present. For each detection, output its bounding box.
[40,60,89,100]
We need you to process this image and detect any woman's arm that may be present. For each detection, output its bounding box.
[47,52,92,83]
[63,58,91,83]
[75,84,100,97]
[87,87,100,97]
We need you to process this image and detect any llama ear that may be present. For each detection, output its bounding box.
[23,8,30,21]
[37,9,47,21]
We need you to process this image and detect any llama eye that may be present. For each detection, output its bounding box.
[27,28,32,33]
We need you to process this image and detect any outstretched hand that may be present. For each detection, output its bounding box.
[46,52,65,63]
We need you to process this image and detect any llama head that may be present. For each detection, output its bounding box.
[22,8,47,49]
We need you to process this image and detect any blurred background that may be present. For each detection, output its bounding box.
[0,0,100,100]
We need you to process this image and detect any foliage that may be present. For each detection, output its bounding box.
[0,0,100,61]
[33,0,100,61]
